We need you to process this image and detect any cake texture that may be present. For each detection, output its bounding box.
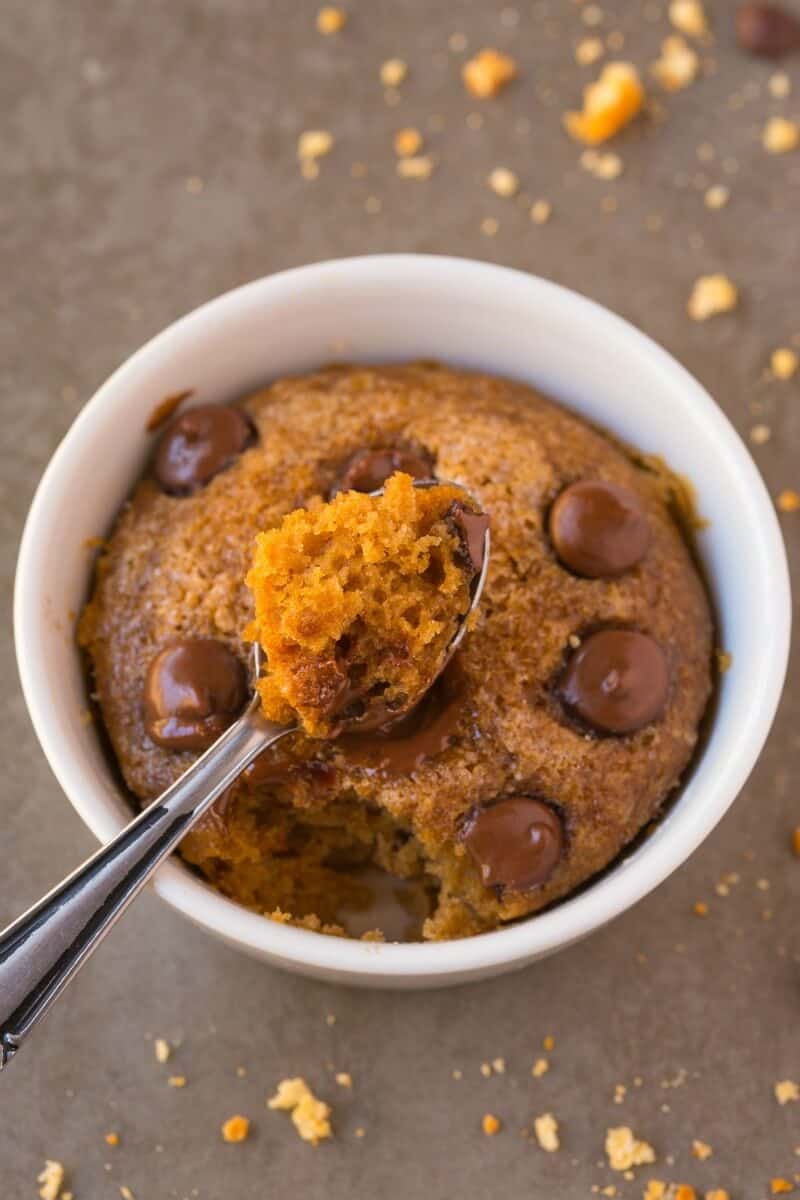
[247,473,486,737]
[78,363,713,940]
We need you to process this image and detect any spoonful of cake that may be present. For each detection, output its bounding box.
[0,474,489,1066]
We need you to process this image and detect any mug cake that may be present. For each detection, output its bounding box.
[78,363,713,941]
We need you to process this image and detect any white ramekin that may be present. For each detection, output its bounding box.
[14,256,791,988]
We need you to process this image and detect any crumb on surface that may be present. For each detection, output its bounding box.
[692,1139,713,1160]
[38,1161,66,1200]
[488,166,519,197]
[771,1181,794,1195]
[750,423,771,444]
[580,148,624,179]
[606,1126,656,1171]
[687,274,738,321]
[771,347,798,379]
[297,130,334,164]
[154,1037,171,1063]
[221,1114,251,1143]
[532,1057,550,1077]
[120,1188,136,1200]
[792,827,800,857]
[564,62,644,144]
[775,1079,800,1105]
[317,6,346,34]
[763,117,799,154]
[482,1113,501,1135]
[530,199,552,224]
[462,48,517,98]
[168,1075,187,1088]
[380,58,407,87]
[335,1072,353,1088]
[693,900,709,916]
[669,0,709,37]
[768,72,791,98]
[268,1078,332,1145]
[576,37,605,66]
[491,1057,506,1074]
[397,154,435,179]
[705,1191,730,1200]
[105,1132,120,1147]
[394,127,423,157]
[704,184,729,209]
[543,1035,555,1051]
[652,36,700,91]
[534,1112,560,1152]
[644,1180,667,1199]
[777,490,800,513]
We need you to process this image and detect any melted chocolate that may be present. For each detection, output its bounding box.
[143,638,248,751]
[334,657,469,774]
[446,502,490,575]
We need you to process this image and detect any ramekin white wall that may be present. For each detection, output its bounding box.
[14,257,791,987]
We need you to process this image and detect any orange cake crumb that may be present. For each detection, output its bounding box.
[104,1132,120,1147]
[221,1115,250,1143]
[462,48,517,98]
[564,62,644,144]
[606,1126,656,1171]
[771,1181,794,1195]
[268,1077,332,1145]
[247,473,485,736]
[482,1113,501,1135]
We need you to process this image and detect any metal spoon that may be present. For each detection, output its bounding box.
[0,481,489,1067]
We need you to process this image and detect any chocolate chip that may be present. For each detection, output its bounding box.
[736,2,800,56]
[143,638,248,750]
[336,655,468,774]
[559,629,669,735]
[331,445,435,495]
[153,404,255,495]
[549,480,650,578]
[459,796,564,892]
[446,502,490,574]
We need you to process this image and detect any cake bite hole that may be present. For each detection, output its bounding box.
[246,473,488,738]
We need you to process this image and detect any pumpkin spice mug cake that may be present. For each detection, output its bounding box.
[14,258,790,986]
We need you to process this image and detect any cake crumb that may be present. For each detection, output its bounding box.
[532,1057,550,1077]
[669,0,709,37]
[576,37,605,66]
[673,1189,697,1200]
[168,1075,187,1088]
[297,130,334,162]
[482,1113,501,1135]
[380,58,407,87]
[492,1057,506,1074]
[316,6,346,34]
[325,1014,337,1026]
[692,1139,713,1160]
[652,36,700,91]
[394,128,423,158]
[480,216,500,236]
[763,117,799,154]
[687,274,738,321]
[606,1126,656,1171]
[534,1113,560,1152]
[704,185,729,210]
[154,1037,171,1063]
[488,167,519,197]
[236,1066,247,1078]
[462,48,517,98]
[771,347,798,379]
[580,149,624,179]
[768,72,791,98]
[268,1078,332,1145]
[530,199,552,224]
[644,1184,667,1200]
[792,827,800,857]
[775,1079,800,1104]
[335,1072,352,1088]
[221,1115,250,1143]
[614,1083,627,1103]
[397,155,435,180]
[771,1181,794,1194]
[564,62,644,144]
[693,900,709,916]
[705,1191,730,1200]
[120,1188,136,1200]
[543,1035,555,1051]
[38,1161,66,1200]
[355,1126,366,1138]
[452,1068,463,1080]
[105,1132,120,1147]
[750,424,771,445]
[777,490,800,513]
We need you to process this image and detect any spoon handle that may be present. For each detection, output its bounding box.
[0,702,289,1068]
